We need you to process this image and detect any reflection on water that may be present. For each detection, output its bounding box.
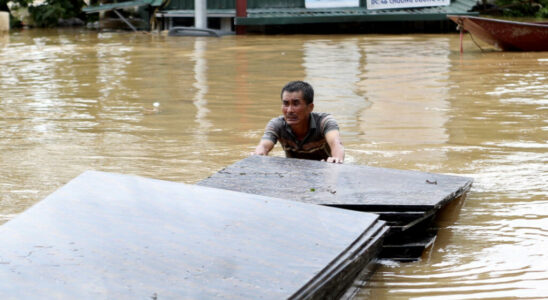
[192,38,212,135]
[303,38,368,125]
[361,37,548,299]
[0,33,8,46]
[0,29,547,298]
[360,37,450,146]
[355,36,451,169]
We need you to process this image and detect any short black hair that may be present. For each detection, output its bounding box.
[281,81,314,104]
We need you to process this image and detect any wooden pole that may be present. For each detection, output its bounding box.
[195,0,207,29]
[235,0,246,35]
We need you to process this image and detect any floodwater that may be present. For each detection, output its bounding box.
[1,28,547,298]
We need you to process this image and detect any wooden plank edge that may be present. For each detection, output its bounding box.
[289,221,389,299]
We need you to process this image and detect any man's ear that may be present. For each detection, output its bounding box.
[308,103,314,112]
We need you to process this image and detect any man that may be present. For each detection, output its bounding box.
[254,81,345,163]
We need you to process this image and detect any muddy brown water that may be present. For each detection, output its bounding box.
[1,28,547,298]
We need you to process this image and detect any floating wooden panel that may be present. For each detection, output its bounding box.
[199,156,473,211]
[0,171,386,299]
[199,156,472,261]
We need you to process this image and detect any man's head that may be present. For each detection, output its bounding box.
[280,81,314,104]
[280,81,314,129]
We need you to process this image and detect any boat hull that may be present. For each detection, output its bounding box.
[448,15,548,51]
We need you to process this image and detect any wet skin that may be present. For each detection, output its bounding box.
[281,91,314,140]
[254,90,343,163]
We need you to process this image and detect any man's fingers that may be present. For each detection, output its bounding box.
[326,157,343,163]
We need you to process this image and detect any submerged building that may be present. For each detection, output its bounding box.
[83,0,478,33]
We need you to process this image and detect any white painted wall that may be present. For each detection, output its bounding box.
[0,11,9,32]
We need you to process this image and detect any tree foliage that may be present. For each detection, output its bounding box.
[0,0,30,10]
[1,0,31,27]
[29,0,85,27]
[494,0,548,17]
[1,0,86,27]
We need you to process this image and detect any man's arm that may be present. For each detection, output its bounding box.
[254,139,275,156]
[325,130,344,163]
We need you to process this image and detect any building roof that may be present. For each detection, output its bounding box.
[236,0,478,25]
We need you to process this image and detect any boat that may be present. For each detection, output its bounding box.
[447,15,548,51]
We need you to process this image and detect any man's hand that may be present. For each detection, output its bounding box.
[253,139,275,156]
[325,130,345,163]
[325,157,343,163]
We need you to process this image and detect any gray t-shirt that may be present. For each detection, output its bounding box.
[261,112,339,161]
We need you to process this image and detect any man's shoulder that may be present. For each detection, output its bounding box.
[266,116,286,129]
[312,112,339,133]
[312,112,331,119]
[312,112,337,123]
[268,115,285,123]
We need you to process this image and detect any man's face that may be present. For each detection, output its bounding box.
[281,91,314,128]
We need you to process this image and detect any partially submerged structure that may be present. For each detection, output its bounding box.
[0,171,387,298]
[0,158,472,297]
[448,15,548,51]
[199,156,473,261]
[83,0,478,32]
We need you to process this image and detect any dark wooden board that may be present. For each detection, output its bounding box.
[199,156,472,261]
[0,171,385,299]
[199,156,473,211]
